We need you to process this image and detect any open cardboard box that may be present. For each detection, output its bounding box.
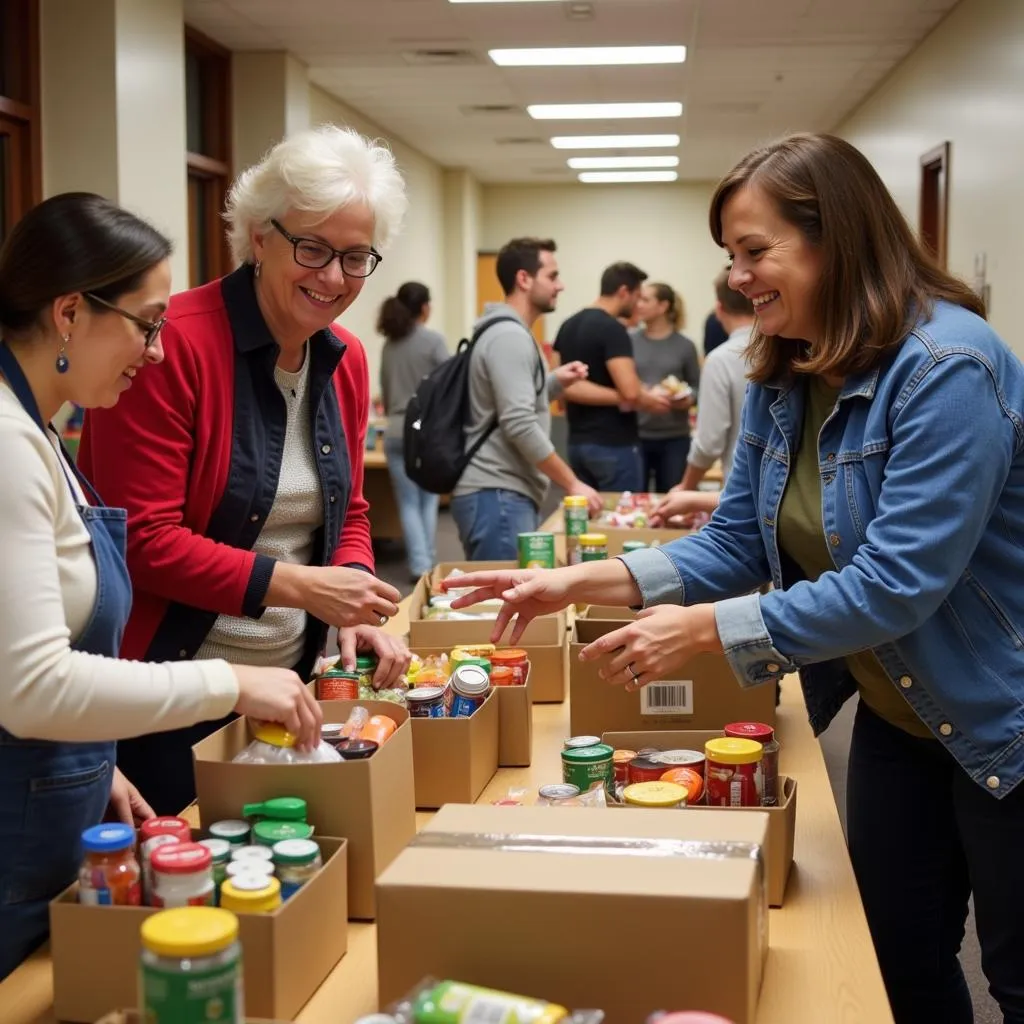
[411,688,500,809]
[603,728,796,906]
[570,615,778,735]
[376,803,768,1024]
[192,700,415,920]
[407,562,566,647]
[52,834,347,1023]
[413,646,533,766]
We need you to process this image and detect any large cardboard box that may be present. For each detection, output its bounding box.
[590,523,693,556]
[192,701,415,920]
[376,804,768,1024]
[569,617,778,735]
[408,562,566,647]
[51,835,347,1023]
[603,728,797,906]
[411,689,500,808]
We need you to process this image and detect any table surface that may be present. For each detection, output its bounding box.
[0,596,894,1024]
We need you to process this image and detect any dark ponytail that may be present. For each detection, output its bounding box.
[0,192,172,335]
[649,282,684,330]
[377,281,430,342]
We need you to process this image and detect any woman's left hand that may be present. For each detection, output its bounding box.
[108,768,155,827]
[579,604,723,691]
[338,625,411,689]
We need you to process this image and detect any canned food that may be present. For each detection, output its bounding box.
[561,743,615,799]
[654,749,706,777]
[622,781,688,808]
[490,666,516,687]
[355,654,378,690]
[725,721,780,806]
[489,649,529,685]
[316,670,359,701]
[538,783,581,804]
[406,684,449,718]
[450,654,491,676]
[627,755,668,784]
[518,531,556,569]
[660,767,704,804]
[450,664,490,717]
[612,749,638,784]
[579,532,608,562]
[564,735,602,750]
[621,540,648,553]
[705,738,763,807]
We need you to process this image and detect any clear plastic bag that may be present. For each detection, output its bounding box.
[231,721,343,764]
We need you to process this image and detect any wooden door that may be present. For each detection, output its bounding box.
[919,142,950,268]
[476,252,546,343]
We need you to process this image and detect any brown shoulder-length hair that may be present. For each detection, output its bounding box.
[709,133,984,383]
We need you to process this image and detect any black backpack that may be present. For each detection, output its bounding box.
[403,316,543,494]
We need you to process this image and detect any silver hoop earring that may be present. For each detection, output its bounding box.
[56,334,70,374]
[254,260,262,279]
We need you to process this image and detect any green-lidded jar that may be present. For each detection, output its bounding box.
[198,839,231,905]
[449,653,492,676]
[517,531,556,569]
[561,743,615,800]
[622,540,648,553]
[272,838,323,901]
[139,907,244,1023]
[207,820,250,847]
[564,495,589,566]
[355,654,378,690]
[242,797,307,822]
[579,532,608,562]
[252,820,314,848]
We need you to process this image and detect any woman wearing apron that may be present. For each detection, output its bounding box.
[0,193,321,978]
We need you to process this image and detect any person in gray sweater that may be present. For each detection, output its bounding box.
[378,282,449,579]
[453,238,602,560]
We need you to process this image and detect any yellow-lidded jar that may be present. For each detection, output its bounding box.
[219,874,282,914]
[622,781,688,808]
[704,737,763,764]
[578,532,608,562]
[139,907,244,1022]
[250,722,296,748]
[705,737,764,808]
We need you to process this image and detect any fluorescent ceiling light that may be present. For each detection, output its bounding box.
[579,171,679,184]
[529,102,682,120]
[452,0,559,4]
[550,134,680,150]
[490,45,686,67]
[568,155,680,170]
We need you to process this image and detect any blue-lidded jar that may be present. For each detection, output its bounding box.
[450,664,490,718]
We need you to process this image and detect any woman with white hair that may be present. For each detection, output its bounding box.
[81,126,412,814]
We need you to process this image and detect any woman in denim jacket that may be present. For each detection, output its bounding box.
[447,133,1024,1024]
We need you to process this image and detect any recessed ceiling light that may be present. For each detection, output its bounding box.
[529,102,682,120]
[568,155,680,170]
[490,45,686,67]
[550,134,680,150]
[579,171,679,184]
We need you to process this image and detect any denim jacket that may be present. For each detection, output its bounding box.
[621,301,1024,798]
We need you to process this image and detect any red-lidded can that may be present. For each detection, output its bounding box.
[612,749,637,784]
[627,755,666,784]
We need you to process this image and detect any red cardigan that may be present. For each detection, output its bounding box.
[79,271,374,663]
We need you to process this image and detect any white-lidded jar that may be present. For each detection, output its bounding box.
[229,846,274,865]
[226,860,274,880]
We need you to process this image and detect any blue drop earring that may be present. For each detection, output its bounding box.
[56,334,70,374]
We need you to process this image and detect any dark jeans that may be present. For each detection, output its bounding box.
[847,701,1024,1024]
[568,442,643,493]
[450,488,540,561]
[641,436,691,493]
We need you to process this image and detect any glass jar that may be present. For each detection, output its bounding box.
[578,532,609,562]
[208,820,250,847]
[229,846,274,866]
[198,838,231,904]
[150,842,215,909]
[272,838,323,900]
[252,820,314,847]
[219,874,282,914]
[139,907,244,1023]
[563,494,589,565]
[355,654,378,690]
[622,540,648,553]
[724,721,780,806]
[705,738,764,807]
[226,860,273,881]
[79,823,141,906]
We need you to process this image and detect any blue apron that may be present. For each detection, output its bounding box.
[0,344,133,979]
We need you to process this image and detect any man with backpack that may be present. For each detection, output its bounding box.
[450,237,602,560]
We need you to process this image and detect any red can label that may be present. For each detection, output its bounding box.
[317,675,358,701]
[705,761,760,807]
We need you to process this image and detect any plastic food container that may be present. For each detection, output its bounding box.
[705,738,764,807]
[660,767,705,804]
[489,648,529,685]
[150,842,215,909]
[272,838,323,900]
[198,838,232,903]
[208,820,250,847]
[219,874,282,915]
[79,823,141,906]
[450,664,491,717]
[252,820,315,847]
[229,846,273,866]
[578,532,608,561]
[622,781,689,808]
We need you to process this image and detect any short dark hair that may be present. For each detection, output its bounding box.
[600,261,647,297]
[714,269,754,317]
[496,237,557,296]
[0,192,172,335]
[377,281,431,341]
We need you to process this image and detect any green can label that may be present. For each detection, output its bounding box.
[581,548,608,562]
[561,748,614,799]
[564,504,588,537]
[518,532,556,569]
[141,958,242,1023]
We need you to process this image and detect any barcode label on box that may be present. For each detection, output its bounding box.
[640,680,693,716]
[463,998,512,1024]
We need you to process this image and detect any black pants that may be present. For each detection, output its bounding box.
[847,702,1024,1024]
[641,436,691,494]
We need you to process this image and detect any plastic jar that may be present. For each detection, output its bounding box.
[578,532,609,562]
[140,818,190,905]
[226,860,273,881]
[242,797,308,822]
[406,684,449,718]
[561,743,615,799]
[490,666,516,687]
[272,839,323,900]
[199,838,231,903]
[317,670,359,701]
[151,842,215,908]
[622,540,648,553]
[355,654,378,690]
[230,845,274,866]
[517,531,556,569]
[139,907,243,1023]
[563,494,589,565]
[79,823,141,906]
[208,820,250,847]
[450,664,490,717]
[220,874,282,914]
[489,649,529,686]
[623,781,688,808]
[252,820,314,847]
[725,721,780,806]
[705,738,764,807]
[660,767,705,804]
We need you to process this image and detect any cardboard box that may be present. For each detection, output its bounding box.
[603,728,797,906]
[376,804,768,1024]
[192,701,415,920]
[52,835,347,1023]
[411,689,500,809]
[569,617,778,735]
[590,523,694,556]
[408,562,566,647]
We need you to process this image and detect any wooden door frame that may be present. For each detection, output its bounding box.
[919,141,950,268]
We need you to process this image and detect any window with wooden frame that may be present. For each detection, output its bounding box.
[0,0,41,245]
[185,27,232,287]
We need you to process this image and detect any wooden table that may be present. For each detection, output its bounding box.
[0,596,894,1024]
[362,447,403,542]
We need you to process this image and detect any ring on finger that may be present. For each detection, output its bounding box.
[379,614,388,626]
[624,662,636,678]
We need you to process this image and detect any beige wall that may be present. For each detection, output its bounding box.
[443,169,483,342]
[480,182,724,344]
[233,53,311,175]
[839,0,1023,353]
[309,86,448,397]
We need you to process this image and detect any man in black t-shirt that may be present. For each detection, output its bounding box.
[554,261,672,492]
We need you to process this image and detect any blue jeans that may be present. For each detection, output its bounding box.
[641,436,691,493]
[568,442,644,493]
[450,489,539,561]
[385,437,439,578]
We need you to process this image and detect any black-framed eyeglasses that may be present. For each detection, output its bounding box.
[270,219,382,278]
[85,293,167,349]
